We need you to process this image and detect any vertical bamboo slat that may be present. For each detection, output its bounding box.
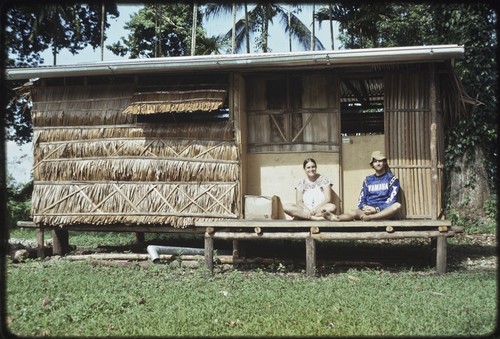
[385,67,439,219]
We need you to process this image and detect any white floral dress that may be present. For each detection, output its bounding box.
[296,175,331,210]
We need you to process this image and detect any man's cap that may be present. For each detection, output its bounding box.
[370,151,386,164]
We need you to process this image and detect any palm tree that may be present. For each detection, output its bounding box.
[315,3,336,50]
[204,3,245,54]
[205,4,324,54]
[197,33,228,55]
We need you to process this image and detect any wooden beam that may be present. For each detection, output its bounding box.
[17,222,205,234]
[312,230,457,240]
[195,219,452,228]
[212,232,310,240]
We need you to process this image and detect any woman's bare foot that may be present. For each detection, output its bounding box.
[360,213,372,221]
[311,215,325,221]
[322,210,339,221]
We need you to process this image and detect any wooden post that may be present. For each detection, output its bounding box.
[436,235,447,274]
[134,232,145,245]
[51,229,69,256]
[305,237,316,277]
[36,227,45,258]
[429,63,438,219]
[204,232,214,274]
[232,240,239,259]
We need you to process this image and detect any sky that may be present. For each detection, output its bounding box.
[6,4,341,185]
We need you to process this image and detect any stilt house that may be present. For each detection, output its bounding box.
[7,45,473,232]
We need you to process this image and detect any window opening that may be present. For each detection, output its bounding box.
[340,77,384,136]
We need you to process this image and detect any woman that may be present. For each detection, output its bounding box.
[283,158,338,221]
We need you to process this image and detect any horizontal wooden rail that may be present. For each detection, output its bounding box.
[17,221,204,233]
[195,219,452,229]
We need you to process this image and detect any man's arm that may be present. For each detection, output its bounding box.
[378,176,400,211]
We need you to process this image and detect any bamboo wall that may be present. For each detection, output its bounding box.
[384,66,443,219]
[31,83,239,228]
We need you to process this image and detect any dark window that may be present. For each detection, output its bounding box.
[340,78,384,136]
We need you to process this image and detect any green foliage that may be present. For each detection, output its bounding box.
[483,195,497,219]
[4,82,33,144]
[6,176,32,228]
[6,260,496,337]
[5,3,119,67]
[108,4,201,58]
[447,205,496,235]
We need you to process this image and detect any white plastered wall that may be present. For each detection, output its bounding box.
[245,152,340,218]
[341,134,385,212]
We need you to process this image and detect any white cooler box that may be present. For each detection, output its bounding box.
[244,195,280,220]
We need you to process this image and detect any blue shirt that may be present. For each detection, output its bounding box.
[357,172,400,212]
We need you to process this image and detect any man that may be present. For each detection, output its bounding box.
[327,151,401,221]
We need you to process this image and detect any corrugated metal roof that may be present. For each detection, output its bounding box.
[6,45,464,81]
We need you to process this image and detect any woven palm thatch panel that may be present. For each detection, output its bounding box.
[123,89,227,114]
[34,158,239,182]
[32,182,238,228]
[32,84,134,126]
[35,139,238,163]
[33,122,234,143]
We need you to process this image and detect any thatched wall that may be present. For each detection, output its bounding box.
[123,88,227,114]
[31,83,239,228]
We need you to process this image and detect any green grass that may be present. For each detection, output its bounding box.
[5,258,497,337]
[5,228,497,337]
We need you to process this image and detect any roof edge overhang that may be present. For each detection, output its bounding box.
[6,45,464,81]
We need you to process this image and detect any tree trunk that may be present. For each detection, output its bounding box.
[231,3,236,54]
[448,146,491,218]
[245,4,250,53]
[329,4,334,50]
[191,3,198,55]
[311,4,315,50]
[288,5,292,52]
[100,3,105,61]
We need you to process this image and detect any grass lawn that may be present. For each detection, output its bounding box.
[4,230,498,337]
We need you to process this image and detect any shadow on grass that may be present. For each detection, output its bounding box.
[224,239,497,275]
[70,234,496,275]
